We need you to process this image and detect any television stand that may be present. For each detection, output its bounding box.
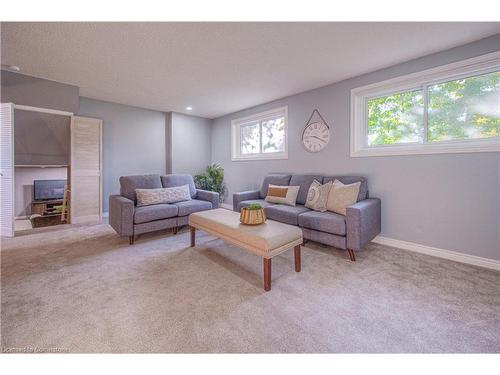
[31,199,66,228]
[31,199,63,215]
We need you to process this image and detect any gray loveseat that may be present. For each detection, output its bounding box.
[109,174,219,244]
[233,174,381,261]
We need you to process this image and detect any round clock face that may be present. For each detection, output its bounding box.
[302,122,330,153]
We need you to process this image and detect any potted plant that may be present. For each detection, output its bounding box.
[194,163,226,203]
[240,203,266,225]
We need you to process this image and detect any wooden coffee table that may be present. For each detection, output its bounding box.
[188,208,303,291]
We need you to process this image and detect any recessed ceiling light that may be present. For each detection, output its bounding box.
[186,106,193,111]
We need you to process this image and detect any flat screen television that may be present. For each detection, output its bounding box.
[33,179,67,201]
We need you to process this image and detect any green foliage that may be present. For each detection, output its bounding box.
[241,117,285,154]
[367,90,423,146]
[428,71,499,141]
[246,203,262,210]
[367,70,500,145]
[194,164,226,203]
[262,118,285,153]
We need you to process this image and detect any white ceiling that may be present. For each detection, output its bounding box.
[1,22,499,119]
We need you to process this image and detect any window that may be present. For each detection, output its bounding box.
[231,106,288,161]
[367,89,424,146]
[351,52,500,157]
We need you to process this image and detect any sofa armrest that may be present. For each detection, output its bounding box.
[196,189,220,209]
[346,198,381,251]
[109,195,134,236]
[232,190,260,212]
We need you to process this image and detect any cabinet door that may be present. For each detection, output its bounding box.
[0,103,14,237]
[70,116,102,224]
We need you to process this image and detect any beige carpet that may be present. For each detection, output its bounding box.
[1,222,499,353]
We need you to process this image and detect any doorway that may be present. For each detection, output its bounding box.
[14,108,70,232]
[1,103,103,237]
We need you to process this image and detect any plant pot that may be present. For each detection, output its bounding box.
[240,207,266,225]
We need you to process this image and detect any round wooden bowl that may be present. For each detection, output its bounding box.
[240,207,266,225]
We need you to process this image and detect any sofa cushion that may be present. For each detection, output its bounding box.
[134,204,178,224]
[305,179,332,212]
[265,184,300,206]
[289,174,324,205]
[326,180,361,216]
[136,185,191,206]
[238,199,276,212]
[120,174,162,203]
[259,174,292,199]
[322,176,368,201]
[161,174,197,198]
[298,210,346,236]
[175,199,212,217]
[266,204,310,226]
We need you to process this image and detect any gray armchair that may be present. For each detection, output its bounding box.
[109,174,219,244]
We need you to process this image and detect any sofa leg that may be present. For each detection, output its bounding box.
[172,227,178,235]
[129,235,135,245]
[347,249,356,262]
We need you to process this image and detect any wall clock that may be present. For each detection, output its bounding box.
[302,109,330,153]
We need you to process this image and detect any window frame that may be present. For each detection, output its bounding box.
[231,106,288,161]
[350,51,500,157]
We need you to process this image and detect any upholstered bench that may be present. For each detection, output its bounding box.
[188,208,303,291]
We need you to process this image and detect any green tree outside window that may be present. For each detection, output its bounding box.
[367,70,499,145]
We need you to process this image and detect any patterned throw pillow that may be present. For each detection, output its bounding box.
[305,179,333,212]
[135,185,191,206]
[326,180,361,216]
[265,184,300,206]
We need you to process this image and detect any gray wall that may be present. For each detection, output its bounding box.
[1,70,79,113]
[14,109,70,166]
[211,35,500,260]
[78,98,167,212]
[171,112,212,176]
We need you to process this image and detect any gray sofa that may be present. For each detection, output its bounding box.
[233,174,381,261]
[109,174,219,244]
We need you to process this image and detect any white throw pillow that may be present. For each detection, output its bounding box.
[305,179,333,212]
[265,184,300,206]
[136,184,191,206]
[325,180,361,216]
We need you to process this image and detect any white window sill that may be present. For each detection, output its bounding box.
[231,153,288,162]
[351,138,500,157]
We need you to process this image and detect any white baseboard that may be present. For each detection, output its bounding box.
[372,236,500,271]
[220,203,233,210]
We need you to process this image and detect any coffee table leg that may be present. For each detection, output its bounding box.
[264,258,271,291]
[190,226,196,247]
[294,245,301,272]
